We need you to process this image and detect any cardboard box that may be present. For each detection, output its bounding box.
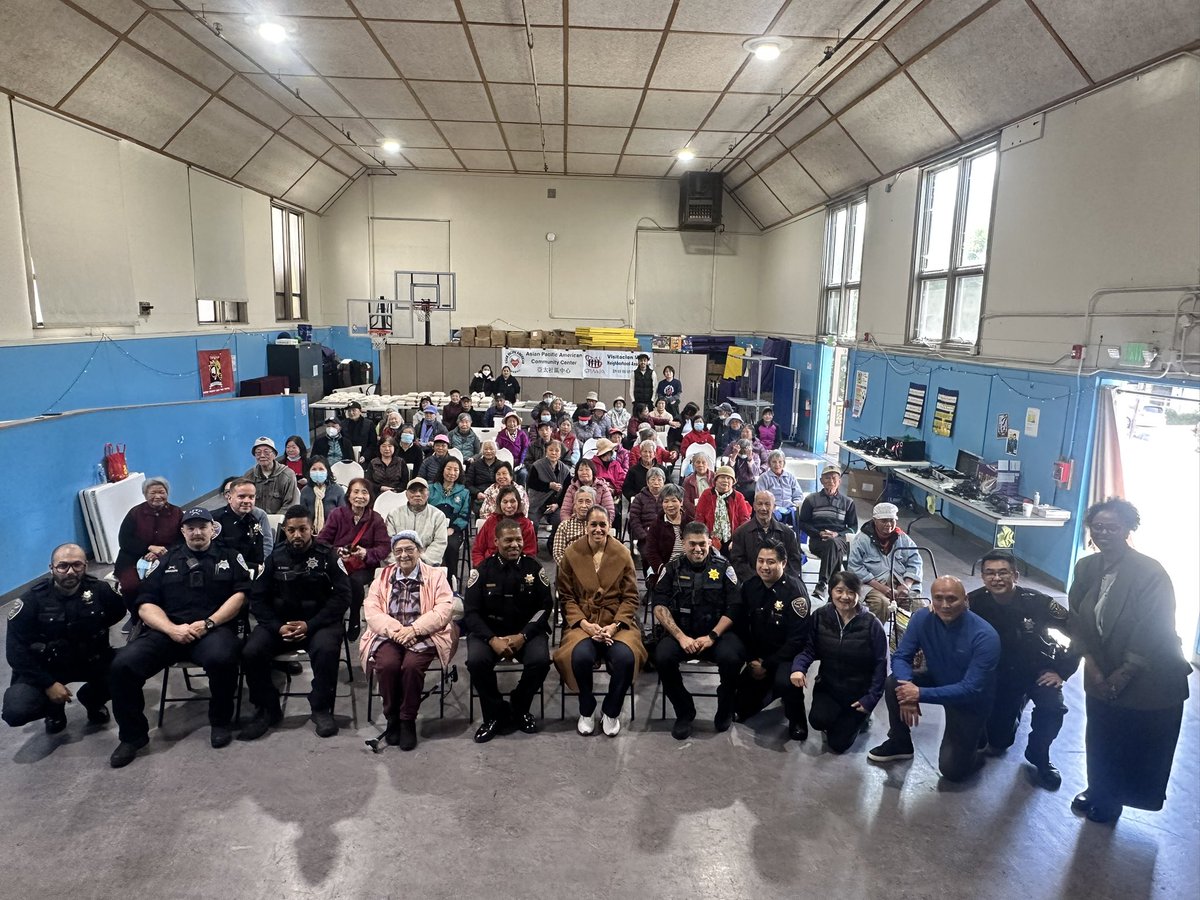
[489,333,506,347]
[458,326,476,347]
[846,469,887,502]
[475,324,493,340]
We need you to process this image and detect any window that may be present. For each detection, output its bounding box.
[910,143,997,347]
[272,203,306,321]
[198,299,247,324]
[821,195,866,339]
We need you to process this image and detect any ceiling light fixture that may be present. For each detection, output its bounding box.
[380,140,401,155]
[257,20,287,43]
[743,36,791,61]
[675,147,696,162]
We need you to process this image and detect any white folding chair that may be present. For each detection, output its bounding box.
[581,438,598,460]
[495,448,514,467]
[330,460,364,487]
[372,490,406,522]
[682,443,716,478]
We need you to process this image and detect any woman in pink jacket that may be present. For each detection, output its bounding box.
[359,530,459,750]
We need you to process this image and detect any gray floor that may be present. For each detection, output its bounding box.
[1,503,1197,900]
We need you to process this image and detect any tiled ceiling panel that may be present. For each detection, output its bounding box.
[0,0,1187,213]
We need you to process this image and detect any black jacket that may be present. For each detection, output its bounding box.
[312,433,355,465]
[252,540,350,634]
[493,375,520,402]
[342,416,377,462]
[633,367,654,405]
[138,543,253,625]
[651,550,742,638]
[463,554,552,640]
[728,517,807,585]
[738,574,811,668]
[969,586,1080,683]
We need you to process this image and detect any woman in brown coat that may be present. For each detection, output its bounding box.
[554,505,647,737]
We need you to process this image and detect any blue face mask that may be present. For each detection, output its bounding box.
[400,434,414,445]
[540,415,551,423]
[310,469,328,485]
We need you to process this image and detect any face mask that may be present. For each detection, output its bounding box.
[310,470,328,485]
[400,434,414,445]
[540,414,551,423]
[326,427,339,438]
[693,422,704,431]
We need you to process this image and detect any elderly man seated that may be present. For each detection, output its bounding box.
[796,464,859,599]
[728,491,805,585]
[385,477,448,566]
[848,502,922,623]
[244,436,300,515]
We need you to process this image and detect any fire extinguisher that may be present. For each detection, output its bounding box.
[804,397,812,417]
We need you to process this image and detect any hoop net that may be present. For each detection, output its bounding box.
[414,300,435,321]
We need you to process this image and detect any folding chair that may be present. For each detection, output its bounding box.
[271,631,356,716]
[365,660,459,723]
[658,660,721,719]
[559,661,636,720]
[468,664,546,721]
[331,460,364,488]
[887,546,938,652]
[157,661,243,727]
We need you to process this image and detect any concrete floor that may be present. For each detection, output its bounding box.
[1,501,1196,900]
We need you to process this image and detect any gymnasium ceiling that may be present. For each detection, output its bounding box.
[0,0,1196,225]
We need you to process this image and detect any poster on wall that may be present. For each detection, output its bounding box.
[1006,429,1021,456]
[932,388,959,437]
[902,382,927,428]
[851,371,869,418]
[995,413,1009,438]
[198,349,234,397]
[994,524,1017,551]
[501,348,643,380]
[1024,406,1041,437]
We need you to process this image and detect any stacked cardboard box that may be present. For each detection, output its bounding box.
[458,326,476,346]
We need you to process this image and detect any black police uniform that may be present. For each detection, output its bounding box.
[651,550,747,721]
[2,575,125,726]
[109,542,251,745]
[968,585,1080,759]
[735,573,811,728]
[462,554,552,722]
[244,540,350,715]
[214,505,269,567]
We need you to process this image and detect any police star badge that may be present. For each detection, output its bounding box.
[216,559,230,571]
[524,574,535,584]
[773,600,784,612]
[707,569,720,581]
[82,590,94,604]
[306,557,319,570]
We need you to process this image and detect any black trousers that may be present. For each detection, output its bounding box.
[348,568,375,626]
[734,660,805,725]
[109,627,241,744]
[985,674,1067,758]
[808,683,869,753]
[883,673,988,781]
[571,640,635,719]
[654,632,747,720]
[242,623,344,714]
[2,659,113,727]
[443,529,464,578]
[807,534,849,585]
[466,633,551,722]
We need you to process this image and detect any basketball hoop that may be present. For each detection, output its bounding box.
[414,300,434,321]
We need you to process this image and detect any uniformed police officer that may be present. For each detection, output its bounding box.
[970,549,1079,789]
[3,543,125,733]
[108,507,251,768]
[651,521,747,740]
[462,518,552,744]
[239,505,350,741]
[735,543,812,741]
[215,477,274,568]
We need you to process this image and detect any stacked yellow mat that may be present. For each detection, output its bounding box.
[576,327,639,349]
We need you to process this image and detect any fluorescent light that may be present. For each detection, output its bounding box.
[380,140,401,155]
[257,21,287,43]
[676,147,696,162]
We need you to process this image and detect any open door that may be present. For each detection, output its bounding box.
[821,346,850,455]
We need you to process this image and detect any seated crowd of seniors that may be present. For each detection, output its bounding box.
[4,379,1189,827]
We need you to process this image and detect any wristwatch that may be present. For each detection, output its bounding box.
[204,618,215,632]
[708,630,719,642]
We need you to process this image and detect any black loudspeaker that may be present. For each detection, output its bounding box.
[678,172,723,231]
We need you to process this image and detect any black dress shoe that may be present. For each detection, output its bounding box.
[1024,748,1062,790]
[1086,803,1123,824]
[788,721,808,742]
[238,707,282,741]
[671,716,694,741]
[272,661,304,676]
[384,719,402,746]
[398,720,417,751]
[44,707,67,735]
[210,726,234,748]
[311,711,339,738]
[515,713,538,734]
[85,705,110,725]
[474,719,502,743]
[109,737,148,768]
[1071,790,1092,814]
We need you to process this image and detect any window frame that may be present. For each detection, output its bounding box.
[197,299,248,325]
[820,193,867,340]
[907,140,999,351]
[272,203,306,322]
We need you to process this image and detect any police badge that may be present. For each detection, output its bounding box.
[7,599,22,620]
[306,557,319,570]
[792,596,810,617]
[81,590,94,604]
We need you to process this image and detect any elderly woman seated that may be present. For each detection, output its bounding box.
[629,465,667,565]
[526,440,571,527]
[560,458,616,523]
[478,461,529,519]
[645,483,695,585]
[114,476,182,616]
[553,507,647,736]
[360,530,459,750]
[552,485,596,565]
[472,485,537,565]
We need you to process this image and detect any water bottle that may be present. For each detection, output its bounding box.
[1033,491,1040,507]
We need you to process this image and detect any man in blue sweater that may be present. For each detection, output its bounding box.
[868,575,1001,781]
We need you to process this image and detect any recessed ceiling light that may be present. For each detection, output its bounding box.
[380,140,401,155]
[743,36,791,61]
[676,147,696,162]
[257,20,287,43]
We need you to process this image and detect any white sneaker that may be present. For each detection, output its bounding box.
[602,714,621,736]
[577,714,596,735]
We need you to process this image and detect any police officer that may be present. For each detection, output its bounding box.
[970,549,1079,789]
[463,518,552,744]
[735,542,812,741]
[108,507,250,768]
[239,505,350,741]
[215,477,273,568]
[3,543,125,733]
[651,521,747,740]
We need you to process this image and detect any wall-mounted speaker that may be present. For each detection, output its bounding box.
[678,172,723,231]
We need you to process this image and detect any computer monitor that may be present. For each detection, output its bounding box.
[955,449,983,480]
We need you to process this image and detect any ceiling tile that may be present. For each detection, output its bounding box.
[258,0,356,14]
[502,122,564,151]
[158,10,312,76]
[439,120,506,149]
[0,0,118,105]
[569,0,673,29]
[567,125,630,153]
[290,18,395,78]
[725,160,755,188]
[322,145,362,177]
[61,42,209,147]
[280,117,333,155]
[464,0,562,25]
[244,74,315,115]
[819,45,898,113]
[470,24,563,84]
[219,76,291,129]
[569,28,661,88]
[328,78,424,118]
[369,21,481,81]
[651,33,749,91]
[410,81,496,120]
[456,149,514,170]
[745,135,787,171]
[734,175,790,226]
[688,130,743,156]
[908,0,1088,137]
[567,87,642,126]
[491,83,565,123]
[838,73,956,172]
[299,115,361,145]
[511,150,564,172]
[793,121,878,196]
[623,128,694,156]
[882,0,992,63]
[566,153,619,175]
[730,37,831,92]
[236,134,316,195]
[354,0,458,17]
[774,0,897,38]
[279,75,358,117]
[370,119,446,147]
[165,98,272,175]
[128,16,234,92]
[635,90,719,129]
[71,0,146,32]
[283,160,348,210]
[402,147,464,169]
[1036,0,1200,82]
[671,0,786,34]
[774,100,830,147]
[702,92,778,131]
[759,153,825,213]
[617,155,674,177]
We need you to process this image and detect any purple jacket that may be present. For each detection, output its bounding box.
[497,428,531,465]
[317,505,391,566]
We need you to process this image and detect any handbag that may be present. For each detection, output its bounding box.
[341,518,374,573]
[104,443,129,482]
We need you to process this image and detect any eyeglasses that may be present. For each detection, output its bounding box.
[52,562,87,573]
[1089,523,1126,534]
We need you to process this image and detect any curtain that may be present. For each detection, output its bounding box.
[1089,386,1126,507]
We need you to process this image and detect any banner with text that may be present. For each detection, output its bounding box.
[502,348,646,380]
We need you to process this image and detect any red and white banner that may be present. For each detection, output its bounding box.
[501,348,646,380]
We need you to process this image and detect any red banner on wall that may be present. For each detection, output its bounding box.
[198,349,234,396]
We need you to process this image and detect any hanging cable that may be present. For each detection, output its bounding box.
[520,0,550,173]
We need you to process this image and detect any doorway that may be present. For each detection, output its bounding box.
[819,345,850,456]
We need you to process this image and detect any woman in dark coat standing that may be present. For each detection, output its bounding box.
[1067,498,1191,824]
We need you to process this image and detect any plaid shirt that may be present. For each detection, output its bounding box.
[387,567,433,652]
